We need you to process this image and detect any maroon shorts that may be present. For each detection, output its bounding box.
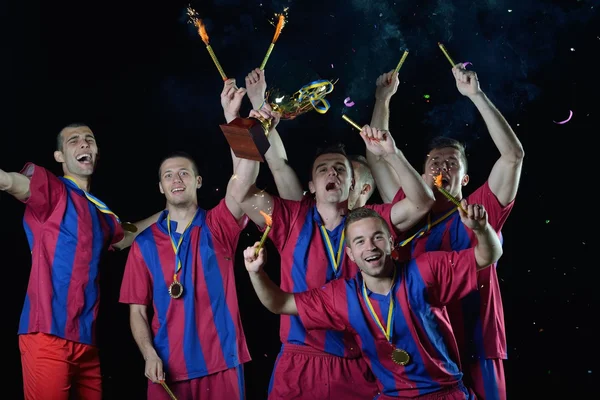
[464,358,505,400]
[267,343,379,400]
[147,364,245,400]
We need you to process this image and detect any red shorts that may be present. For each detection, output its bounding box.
[267,344,379,400]
[464,358,506,400]
[147,364,245,400]
[19,332,102,400]
[376,382,472,400]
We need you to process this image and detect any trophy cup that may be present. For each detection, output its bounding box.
[220,79,335,162]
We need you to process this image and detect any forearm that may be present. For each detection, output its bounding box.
[0,170,31,200]
[265,130,303,201]
[469,92,524,161]
[473,224,503,269]
[248,270,297,315]
[383,150,434,208]
[130,311,159,361]
[230,157,260,204]
[370,98,391,130]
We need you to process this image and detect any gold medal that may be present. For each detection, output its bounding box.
[121,222,138,233]
[391,348,410,366]
[168,281,183,299]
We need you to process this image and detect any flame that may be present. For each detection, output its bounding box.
[434,173,443,188]
[272,14,285,43]
[259,210,272,227]
[187,6,210,45]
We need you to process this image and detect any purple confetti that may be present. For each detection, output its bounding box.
[463,62,473,68]
[344,97,355,107]
[553,110,573,125]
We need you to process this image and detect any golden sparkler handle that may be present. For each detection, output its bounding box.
[394,51,409,74]
[260,43,275,70]
[342,114,362,131]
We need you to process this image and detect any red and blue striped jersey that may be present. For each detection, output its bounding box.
[18,163,124,345]
[394,181,514,359]
[119,199,251,382]
[268,195,396,357]
[296,249,478,398]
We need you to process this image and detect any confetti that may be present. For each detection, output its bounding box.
[344,97,355,107]
[553,110,573,125]
[463,61,473,68]
[424,94,430,99]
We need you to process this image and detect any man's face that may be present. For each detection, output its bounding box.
[308,153,353,204]
[423,147,469,196]
[345,217,393,278]
[54,126,98,177]
[158,157,201,207]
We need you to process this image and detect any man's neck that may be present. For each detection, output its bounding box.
[65,173,91,192]
[362,261,395,295]
[315,200,348,230]
[431,190,463,213]
[167,204,198,233]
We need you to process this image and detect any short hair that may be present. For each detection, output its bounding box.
[348,154,375,191]
[344,207,390,246]
[56,123,90,151]
[424,136,468,172]
[311,143,354,181]
[158,151,200,180]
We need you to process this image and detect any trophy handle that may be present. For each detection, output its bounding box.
[219,117,272,162]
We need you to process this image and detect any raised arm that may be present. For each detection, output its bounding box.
[458,199,503,269]
[226,108,280,229]
[453,64,524,206]
[113,211,162,250]
[245,68,303,201]
[360,125,435,232]
[243,242,298,315]
[0,168,31,201]
[366,70,402,203]
[129,304,164,383]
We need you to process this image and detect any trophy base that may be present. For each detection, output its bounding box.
[220,117,271,162]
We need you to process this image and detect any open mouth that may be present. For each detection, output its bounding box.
[76,154,92,165]
[364,254,382,263]
[171,187,185,194]
[325,182,338,191]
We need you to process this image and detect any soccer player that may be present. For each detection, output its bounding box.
[227,93,435,398]
[243,203,503,399]
[119,79,254,400]
[391,64,524,400]
[1,123,159,400]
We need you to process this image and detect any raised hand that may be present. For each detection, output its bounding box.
[458,199,488,231]
[453,64,481,97]
[375,69,399,101]
[360,124,396,157]
[244,242,266,273]
[221,78,247,121]
[245,68,267,108]
[249,107,281,132]
[144,354,164,383]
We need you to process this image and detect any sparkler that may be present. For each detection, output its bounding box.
[437,42,456,67]
[342,115,381,142]
[394,50,409,74]
[255,210,272,256]
[260,10,288,70]
[433,174,466,212]
[187,6,228,81]
[160,381,178,400]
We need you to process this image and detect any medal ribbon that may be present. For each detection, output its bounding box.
[397,207,457,247]
[319,225,345,276]
[166,212,196,282]
[63,175,121,222]
[362,268,397,343]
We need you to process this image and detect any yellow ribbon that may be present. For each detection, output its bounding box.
[319,225,345,274]
[362,268,397,342]
[297,79,335,114]
[397,207,457,247]
[166,213,195,280]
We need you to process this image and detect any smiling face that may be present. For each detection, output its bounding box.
[308,152,354,204]
[345,215,394,278]
[158,156,202,208]
[53,125,98,177]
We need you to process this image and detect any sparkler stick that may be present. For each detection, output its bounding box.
[260,12,287,70]
[394,50,409,74]
[255,211,272,256]
[342,114,362,131]
[437,42,456,67]
[434,174,466,212]
[187,6,228,81]
[160,381,178,400]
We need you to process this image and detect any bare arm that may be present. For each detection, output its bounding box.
[361,126,435,231]
[243,244,298,315]
[129,304,164,382]
[113,211,162,250]
[245,68,303,201]
[0,169,31,201]
[453,65,524,206]
[458,200,503,270]
[366,70,402,203]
